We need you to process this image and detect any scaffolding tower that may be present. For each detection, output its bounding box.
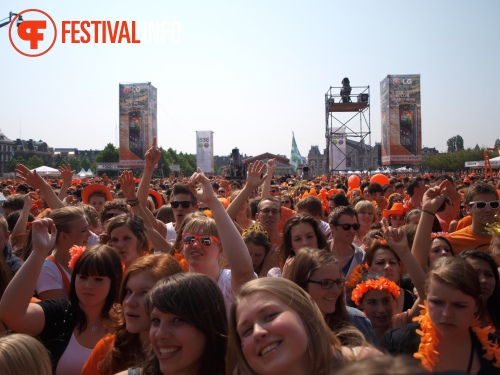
[325,85,371,173]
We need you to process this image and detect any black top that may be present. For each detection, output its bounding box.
[380,322,500,374]
[37,299,77,373]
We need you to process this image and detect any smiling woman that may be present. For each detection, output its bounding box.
[226,278,377,375]
[138,273,227,375]
[83,254,183,375]
[0,219,122,374]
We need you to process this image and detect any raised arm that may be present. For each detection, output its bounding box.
[385,226,426,320]
[10,193,32,243]
[58,164,75,201]
[226,160,266,219]
[119,170,171,253]
[189,169,255,292]
[260,158,277,199]
[0,219,57,335]
[411,180,448,272]
[15,164,64,209]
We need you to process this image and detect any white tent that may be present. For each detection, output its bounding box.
[77,168,87,177]
[85,169,94,177]
[31,166,61,177]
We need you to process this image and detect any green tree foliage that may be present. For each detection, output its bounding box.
[80,156,91,171]
[95,143,119,162]
[159,147,196,176]
[447,135,464,152]
[495,139,500,149]
[422,148,485,171]
[68,157,79,172]
[6,156,27,172]
[26,156,44,170]
[52,154,63,169]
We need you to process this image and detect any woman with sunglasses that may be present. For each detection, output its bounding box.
[283,248,376,344]
[181,168,256,315]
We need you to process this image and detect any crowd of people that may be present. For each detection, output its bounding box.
[0,140,500,374]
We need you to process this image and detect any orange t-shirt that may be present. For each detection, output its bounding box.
[456,215,472,231]
[448,226,492,255]
[82,335,115,375]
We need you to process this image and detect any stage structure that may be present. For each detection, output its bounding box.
[119,82,157,169]
[196,131,214,173]
[325,83,371,173]
[380,75,421,165]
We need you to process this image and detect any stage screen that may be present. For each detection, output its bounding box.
[119,82,157,168]
[380,75,421,165]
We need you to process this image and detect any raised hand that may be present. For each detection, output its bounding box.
[31,219,57,256]
[58,164,75,185]
[422,180,448,214]
[266,158,277,175]
[119,170,137,200]
[384,226,410,255]
[246,160,267,190]
[15,164,46,190]
[145,137,161,171]
[188,168,217,206]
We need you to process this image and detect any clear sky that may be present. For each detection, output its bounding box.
[1,0,499,161]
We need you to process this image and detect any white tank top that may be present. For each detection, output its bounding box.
[56,332,93,375]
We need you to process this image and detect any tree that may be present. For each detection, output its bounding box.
[26,156,43,170]
[68,157,79,172]
[80,156,91,171]
[94,143,119,162]
[495,139,500,148]
[447,135,464,152]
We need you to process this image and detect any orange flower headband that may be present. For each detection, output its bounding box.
[351,276,400,306]
[68,245,86,269]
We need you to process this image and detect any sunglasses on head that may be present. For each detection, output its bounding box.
[182,233,221,247]
[270,190,277,193]
[171,201,193,209]
[334,223,360,231]
[308,278,346,289]
[469,201,500,210]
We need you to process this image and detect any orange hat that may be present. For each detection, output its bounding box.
[383,202,405,220]
[148,190,163,209]
[81,184,113,204]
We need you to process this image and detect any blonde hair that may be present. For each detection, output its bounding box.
[227,278,344,375]
[0,334,52,375]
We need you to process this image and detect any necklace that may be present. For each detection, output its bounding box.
[413,302,500,370]
[91,325,98,333]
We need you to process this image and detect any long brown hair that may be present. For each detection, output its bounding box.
[227,278,344,375]
[99,254,183,374]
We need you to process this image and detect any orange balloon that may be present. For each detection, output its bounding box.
[370,174,390,186]
[348,175,360,189]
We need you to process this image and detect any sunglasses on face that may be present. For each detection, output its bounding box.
[171,201,193,209]
[270,190,277,193]
[281,201,291,205]
[469,201,500,210]
[308,278,346,289]
[333,223,360,231]
[182,233,221,247]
